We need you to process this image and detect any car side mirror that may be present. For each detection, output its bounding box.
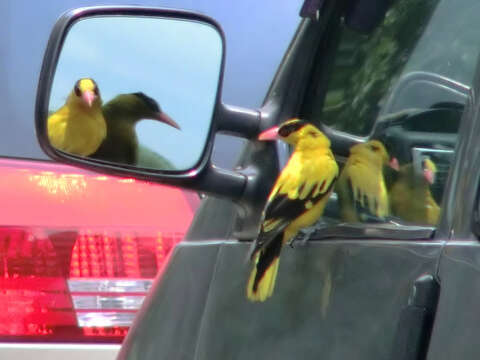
[37,6,224,174]
[37,6,263,199]
[37,7,245,193]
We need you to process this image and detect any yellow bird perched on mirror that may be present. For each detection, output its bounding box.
[390,156,440,225]
[336,140,399,223]
[246,118,339,302]
[47,78,106,156]
[91,92,180,166]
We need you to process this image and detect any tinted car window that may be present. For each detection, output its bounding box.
[304,0,477,228]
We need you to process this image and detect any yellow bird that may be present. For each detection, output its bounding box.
[390,157,440,225]
[48,78,106,156]
[247,118,339,302]
[336,140,398,222]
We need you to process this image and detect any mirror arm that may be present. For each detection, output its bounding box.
[194,164,247,200]
[217,103,261,139]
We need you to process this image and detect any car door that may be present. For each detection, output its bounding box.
[118,0,478,359]
[421,23,480,359]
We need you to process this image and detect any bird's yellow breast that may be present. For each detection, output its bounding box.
[283,196,331,242]
[276,148,338,241]
[48,102,107,156]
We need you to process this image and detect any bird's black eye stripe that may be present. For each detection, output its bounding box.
[278,122,306,137]
[133,92,160,112]
[93,86,99,96]
[74,80,81,97]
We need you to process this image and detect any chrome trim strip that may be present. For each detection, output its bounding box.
[68,279,153,293]
[72,295,145,310]
[76,312,137,327]
[0,343,119,360]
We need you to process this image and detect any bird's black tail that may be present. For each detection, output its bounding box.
[246,233,283,302]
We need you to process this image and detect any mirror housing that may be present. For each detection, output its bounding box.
[36,6,261,199]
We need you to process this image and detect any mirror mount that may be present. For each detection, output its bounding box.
[217,104,261,139]
[195,164,247,200]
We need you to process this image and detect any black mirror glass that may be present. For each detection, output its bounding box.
[46,15,223,171]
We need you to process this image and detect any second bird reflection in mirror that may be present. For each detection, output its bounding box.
[91,92,181,168]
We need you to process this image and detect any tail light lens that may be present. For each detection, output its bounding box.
[0,158,200,342]
[0,226,182,343]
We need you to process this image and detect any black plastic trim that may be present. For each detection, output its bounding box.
[390,274,440,360]
[217,104,261,139]
[310,222,435,241]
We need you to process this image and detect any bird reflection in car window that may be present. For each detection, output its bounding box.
[389,156,440,225]
[333,140,442,227]
[336,140,399,223]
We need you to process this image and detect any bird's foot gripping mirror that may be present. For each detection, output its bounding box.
[37,7,224,175]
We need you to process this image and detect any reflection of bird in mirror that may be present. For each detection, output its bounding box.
[48,78,106,156]
[246,119,338,302]
[91,92,181,166]
[336,140,399,223]
[390,157,440,225]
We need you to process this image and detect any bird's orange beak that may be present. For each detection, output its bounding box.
[258,126,279,141]
[424,168,435,185]
[154,112,181,130]
[389,157,400,171]
[82,90,96,107]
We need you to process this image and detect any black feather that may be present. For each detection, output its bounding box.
[133,92,161,112]
[252,235,283,292]
[250,178,336,259]
[278,120,307,137]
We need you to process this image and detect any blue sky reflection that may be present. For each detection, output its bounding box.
[50,15,223,170]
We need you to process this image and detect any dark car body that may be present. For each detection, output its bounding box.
[88,1,480,359]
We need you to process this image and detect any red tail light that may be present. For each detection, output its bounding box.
[0,158,200,342]
[0,226,182,343]
[0,159,199,343]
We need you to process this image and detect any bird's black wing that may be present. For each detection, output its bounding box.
[265,179,335,221]
[249,179,336,259]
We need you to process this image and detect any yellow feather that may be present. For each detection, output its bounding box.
[426,195,441,225]
[246,253,280,302]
